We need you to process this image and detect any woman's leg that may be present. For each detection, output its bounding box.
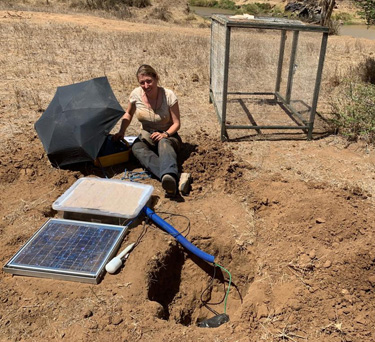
[132,134,181,195]
[158,137,180,179]
[132,140,162,179]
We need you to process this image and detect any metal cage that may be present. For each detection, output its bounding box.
[209,15,329,141]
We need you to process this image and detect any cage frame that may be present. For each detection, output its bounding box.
[209,14,329,141]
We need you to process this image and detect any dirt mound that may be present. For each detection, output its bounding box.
[182,130,252,197]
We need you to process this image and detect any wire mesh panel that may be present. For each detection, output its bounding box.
[209,15,328,141]
[210,19,228,125]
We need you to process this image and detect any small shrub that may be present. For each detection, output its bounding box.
[130,0,151,8]
[188,0,218,7]
[79,0,150,10]
[188,0,236,10]
[332,12,353,23]
[150,5,172,22]
[327,19,341,35]
[185,13,197,21]
[240,3,273,15]
[355,0,375,26]
[271,5,284,17]
[215,0,236,10]
[330,80,375,143]
[358,56,375,84]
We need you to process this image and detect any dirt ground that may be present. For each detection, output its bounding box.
[1,8,375,342]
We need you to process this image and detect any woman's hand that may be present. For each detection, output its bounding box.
[150,131,168,142]
[113,131,125,141]
[112,104,135,141]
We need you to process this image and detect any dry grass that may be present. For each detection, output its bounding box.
[0,18,211,142]
[0,0,206,25]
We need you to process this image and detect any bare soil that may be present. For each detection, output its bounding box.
[1,9,375,342]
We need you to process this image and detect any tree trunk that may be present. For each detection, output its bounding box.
[320,0,336,26]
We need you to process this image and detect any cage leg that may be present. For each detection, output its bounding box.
[286,31,299,104]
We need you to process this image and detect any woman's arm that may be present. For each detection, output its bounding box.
[151,102,181,142]
[113,101,136,141]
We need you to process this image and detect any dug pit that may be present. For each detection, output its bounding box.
[146,239,255,327]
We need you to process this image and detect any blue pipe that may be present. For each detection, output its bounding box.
[143,206,215,264]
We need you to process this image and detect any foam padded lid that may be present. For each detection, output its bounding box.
[53,177,154,219]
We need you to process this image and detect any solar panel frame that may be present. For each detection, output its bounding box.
[3,218,128,284]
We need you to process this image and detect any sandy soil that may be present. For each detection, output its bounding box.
[1,9,375,342]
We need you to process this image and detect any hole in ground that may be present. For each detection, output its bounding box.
[147,239,255,326]
[147,243,185,321]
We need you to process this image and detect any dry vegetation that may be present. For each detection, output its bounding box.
[1,2,375,342]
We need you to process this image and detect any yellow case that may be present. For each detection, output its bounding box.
[94,139,131,167]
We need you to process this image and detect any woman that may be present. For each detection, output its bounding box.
[114,65,181,196]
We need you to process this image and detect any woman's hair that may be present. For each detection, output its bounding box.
[136,64,159,81]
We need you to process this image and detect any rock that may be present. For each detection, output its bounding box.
[288,299,302,311]
[308,250,316,259]
[87,321,98,330]
[146,301,165,319]
[368,275,375,287]
[299,253,311,266]
[257,304,268,319]
[356,314,367,325]
[83,310,93,318]
[323,260,332,268]
[316,218,325,224]
[111,316,123,326]
[191,73,199,82]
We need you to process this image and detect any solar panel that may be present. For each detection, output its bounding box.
[3,218,128,284]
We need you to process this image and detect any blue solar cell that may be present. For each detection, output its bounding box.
[3,219,127,284]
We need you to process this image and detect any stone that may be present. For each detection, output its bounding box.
[308,250,316,259]
[368,275,375,287]
[111,316,123,326]
[83,310,93,318]
[257,304,268,319]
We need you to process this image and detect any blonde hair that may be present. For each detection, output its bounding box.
[136,64,159,82]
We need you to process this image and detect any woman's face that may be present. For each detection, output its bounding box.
[138,74,157,95]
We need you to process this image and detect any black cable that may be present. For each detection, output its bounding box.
[133,219,149,248]
[155,211,191,237]
[200,264,228,315]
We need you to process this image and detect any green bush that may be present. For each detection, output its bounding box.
[82,0,150,10]
[331,80,375,143]
[240,3,273,15]
[215,0,236,10]
[188,0,236,9]
[332,12,354,23]
[188,0,218,7]
[355,0,375,26]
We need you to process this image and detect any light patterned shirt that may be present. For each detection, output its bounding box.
[129,86,178,132]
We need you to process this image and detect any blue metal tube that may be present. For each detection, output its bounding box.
[143,206,215,264]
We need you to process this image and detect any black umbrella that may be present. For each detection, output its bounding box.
[35,77,124,167]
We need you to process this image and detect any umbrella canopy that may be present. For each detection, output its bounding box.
[35,77,125,167]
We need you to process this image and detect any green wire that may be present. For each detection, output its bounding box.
[215,263,232,314]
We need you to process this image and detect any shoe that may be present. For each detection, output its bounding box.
[179,173,191,195]
[162,174,177,196]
